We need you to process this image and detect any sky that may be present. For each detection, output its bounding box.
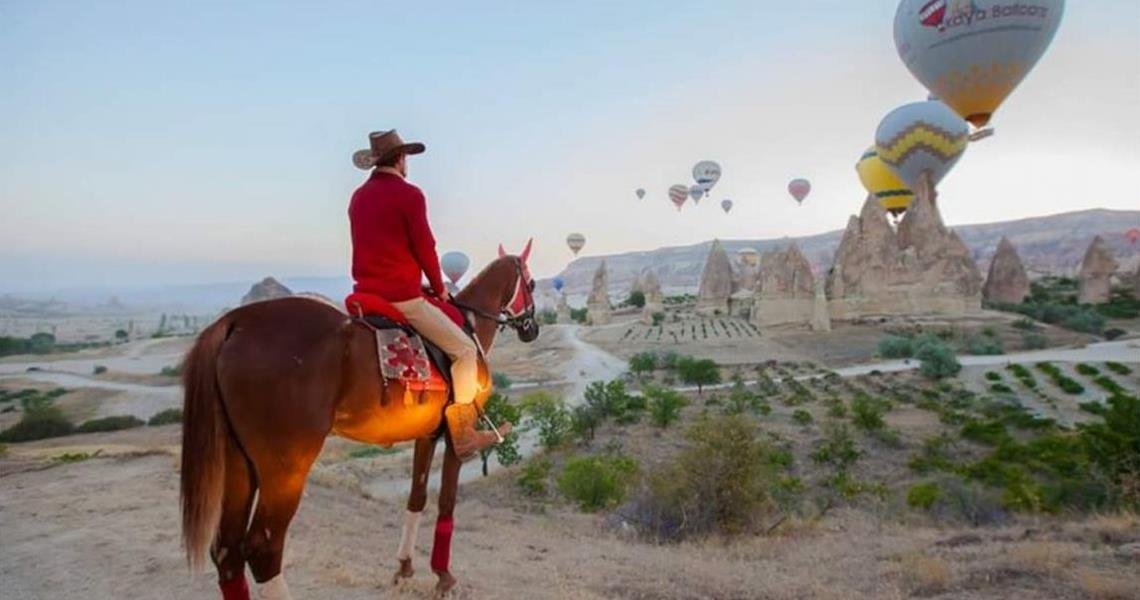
[2,0,1138,292]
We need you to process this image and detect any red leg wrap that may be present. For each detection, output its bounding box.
[430,516,454,573]
[219,574,250,600]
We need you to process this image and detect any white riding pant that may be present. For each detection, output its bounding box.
[391,297,479,405]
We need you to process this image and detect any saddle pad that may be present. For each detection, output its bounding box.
[376,329,432,382]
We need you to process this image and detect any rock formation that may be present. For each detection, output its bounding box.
[241,277,292,305]
[696,240,735,316]
[811,279,831,332]
[556,293,571,324]
[1078,235,1118,304]
[982,237,1031,305]
[751,243,816,327]
[826,187,982,319]
[586,260,612,325]
[638,269,664,325]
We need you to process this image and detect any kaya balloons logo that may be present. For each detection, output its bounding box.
[917,0,1051,31]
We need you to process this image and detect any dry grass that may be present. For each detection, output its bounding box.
[898,552,952,595]
[1009,541,1079,575]
[1076,568,1139,600]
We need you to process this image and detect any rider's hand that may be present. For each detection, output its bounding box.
[439,290,452,303]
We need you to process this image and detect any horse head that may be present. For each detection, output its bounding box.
[497,238,539,343]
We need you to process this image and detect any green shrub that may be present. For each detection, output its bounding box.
[147,408,182,426]
[960,419,1010,446]
[990,383,1013,394]
[851,394,888,431]
[1103,328,1126,341]
[916,338,961,380]
[812,421,860,471]
[676,356,721,394]
[967,335,1004,356]
[492,372,513,390]
[645,385,687,428]
[652,312,665,326]
[1011,318,1037,331]
[877,336,914,359]
[1075,363,1099,376]
[539,308,558,325]
[1081,393,1140,508]
[1078,401,1106,416]
[985,371,1002,382]
[907,482,940,509]
[1022,332,1048,350]
[584,379,642,424]
[517,457,552,497]
[93,365,107,375]
[625,290,646,309]
[0,407,74,442]
[1092,376,1125,395]
[521,392,571,450]
[909,434,957,474]
[76,415,144,434]
[628,352,658,377]
[1105,362,1133,376]
[636,414,778,540]
[791,409,813,426]
[557,454,638,512]
[570,307,588,323]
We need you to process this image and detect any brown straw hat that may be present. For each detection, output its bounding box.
[351,129,426,170]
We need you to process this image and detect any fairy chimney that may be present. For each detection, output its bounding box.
[586,260,612,325]
[639,269,664,325]
[241,277,292,305]
[1078,235,1118,305]
[983,237,1030,305]
[696,240,734,316]
[811,278,831,332]
[751,243,816,327]
[556,293,571,324]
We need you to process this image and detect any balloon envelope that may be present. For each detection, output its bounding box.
[635,188,646,199]
[721,199,733,214]
[552,276,565,292]
[692,160,722,191]
[668,184,689,211]
[894,0,1065,127]
[689,185,704,203]
[1127,228,1140,246]
[440,251,470,285]
[875,100,969,190]
[566,233,586,256]
[856,146,915,216]
[788,179,811,204]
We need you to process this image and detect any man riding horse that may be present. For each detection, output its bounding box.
[349,129,512,459]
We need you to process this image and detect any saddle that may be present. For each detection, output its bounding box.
[345,292,475,405]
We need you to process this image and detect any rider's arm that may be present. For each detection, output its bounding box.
[403,187,446,297]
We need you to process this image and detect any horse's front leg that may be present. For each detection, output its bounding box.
[394,436,438,585]
[431,441,462,596]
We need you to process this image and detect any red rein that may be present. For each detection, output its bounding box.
[430,516,454,572]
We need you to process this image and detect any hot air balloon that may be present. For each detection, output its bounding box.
[692,161,722,192]
[894,0,1064,128]
[788,179,811,205]
[440,251,470,285]
[856,146,915,216]
[875,100,968,190]
[721,199,733,214]
[566,233,586,256]
[552,276,565,292]
[1127,228,1140,247]
[668,184,689,211]
[689,185,704,204]
[635,188,646,200]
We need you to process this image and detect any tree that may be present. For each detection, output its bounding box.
[28,332,55,353]
[114,329,129,342]
[915,338,961,379]
[571,404,602,443]
[645,385,687,428]
[479,393,521,476]
[492,372,513,391]
[677,357,721,395]
[520,391,571,450]
[628,352,657,379]
[626,290,646,308]
[584,379,642,424]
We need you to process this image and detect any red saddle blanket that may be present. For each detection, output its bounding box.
[344,292,466,328]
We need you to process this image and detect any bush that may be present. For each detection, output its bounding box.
[1035,362,1084,395]
[1092,375,1125,395]
[517,457,552,497]
[584,379,642,424]
[480,393,521,474]
[93,365,107,375]
[539,309,558,325]
[1006,364,1037,389]
[558,454,638,512]
[652,312,665,326]
[633,414,778,540]
[916,338,961,380]
[1081,393,1140,508]
[160,365,182,377]
[990,383,1013,394]
[76,415,144,434]
[625,290,646,309]
[645,385,687,428]
[1011,318,1037,331]
[147,408,182,426]
[1075,363,1100,377]
[877,336,914,359]
[791,409,813,426]
[907,482,940,509]
[985,371,1002,382]
[521,392,571,450]
[812,421,860,471]
[1103,328,1126,341]
[851,394,888,431]
[570,307,588,323]
[0,407,74,442]
[492,372,513,390]
[1022,332,1048,350]
[628,352,657,378]
[1105,362,1133,376]
[967,335,1004,356]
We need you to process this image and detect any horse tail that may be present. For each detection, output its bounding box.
[180,316,232,572]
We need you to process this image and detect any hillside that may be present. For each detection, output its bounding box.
[556,209,1140,296]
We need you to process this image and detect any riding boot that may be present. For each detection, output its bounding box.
[445,403,511,461]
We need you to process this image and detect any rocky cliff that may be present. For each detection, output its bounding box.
[696,240,735,316]
[983,237,1030,304]
[751,243,816,327]
[1078,235,1118,305]
[240,277,293,305]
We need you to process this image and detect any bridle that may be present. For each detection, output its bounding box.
[453,258,536,333]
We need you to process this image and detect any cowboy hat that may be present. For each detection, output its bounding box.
[351,129,425,170]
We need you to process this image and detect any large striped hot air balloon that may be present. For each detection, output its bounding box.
[668,184,689,211]
[566,233,586,256]
[894,0,1065,128]
[875,100,969,190]
[856,146,915,216]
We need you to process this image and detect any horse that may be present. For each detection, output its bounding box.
[180,244,538,599]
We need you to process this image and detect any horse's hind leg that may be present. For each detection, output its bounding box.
[394,436,439,584]
[243,448,321,600]
[213,443,256,600]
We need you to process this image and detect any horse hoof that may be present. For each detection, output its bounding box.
[392,559,414,585]
[433,571,457,597]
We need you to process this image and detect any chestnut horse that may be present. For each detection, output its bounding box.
[180,249,537,599]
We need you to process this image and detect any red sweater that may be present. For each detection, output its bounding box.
[349,171,445,302]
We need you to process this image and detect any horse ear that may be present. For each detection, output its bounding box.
[497,243,506,258]
[520,238,533,263]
